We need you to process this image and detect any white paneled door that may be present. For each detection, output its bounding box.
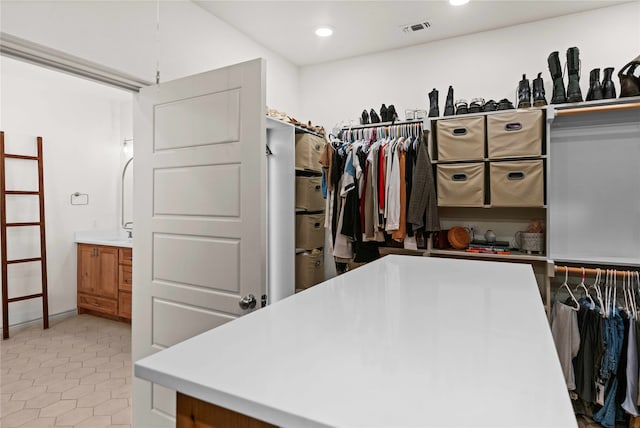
[132,59,266,427]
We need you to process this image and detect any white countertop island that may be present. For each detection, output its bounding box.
[135,255,576,427]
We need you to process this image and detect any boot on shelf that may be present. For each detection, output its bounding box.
[566,47,583,103]
[444,86,455,116]
[468,98,485,113]
[547,51,567,104]
[380,104,388,122]
[602,67,617,99]
[586,68,603,101]
[370,108,380,123]
[428,89,439,117]
[532,73,547,107]
[388,105,398,122]
[517,74,531,108]
[360,109,369,125]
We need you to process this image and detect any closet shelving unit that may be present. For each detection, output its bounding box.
[545,96,640,309]
[423,96,640,316]
[339,118,431,258]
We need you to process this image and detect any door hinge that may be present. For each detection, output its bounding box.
[261,294,267,307]
[266,145,273,156]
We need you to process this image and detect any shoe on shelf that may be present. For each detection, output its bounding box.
[586,68,603,101]
[482,99,498,112]
[468,98,485,113]
[444,86,455,116]
[517,74,531,108]
[532,73,548,107]
[388,105,398,122]
[360,109,370,125]
[602,67,616,99]
[566,46,583,103]
[548,51,567,104]
[370,108,381,123]
[455,99,468,115]
[380,104,388,122]
[428,88,440,117]
[497,98,515,110]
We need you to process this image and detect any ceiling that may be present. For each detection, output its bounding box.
[194,0,630,66]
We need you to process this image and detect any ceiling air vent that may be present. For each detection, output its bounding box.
[402,21,431,33]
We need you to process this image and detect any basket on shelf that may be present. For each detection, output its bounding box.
[448,227,471,250]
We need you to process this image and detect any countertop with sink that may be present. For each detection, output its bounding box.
[74,230,133,248]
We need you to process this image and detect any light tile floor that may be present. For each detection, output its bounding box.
[1,315,131,428]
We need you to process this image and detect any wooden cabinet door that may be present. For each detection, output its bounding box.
[77,244,98,294]
[96,246,118,299]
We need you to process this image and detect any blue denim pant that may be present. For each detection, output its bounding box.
[593,311,625,428]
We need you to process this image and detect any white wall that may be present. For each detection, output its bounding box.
[0,0,300,116]
[299,2,640,129]
[0,57,132,326]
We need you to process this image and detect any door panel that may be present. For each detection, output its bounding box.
[77,244,96,294]
[133,59,266,428]
[153,163,241,216]
[154,89,240,150]
[153,234,240,292]
[151,298,234,349]
[97,247,118,299]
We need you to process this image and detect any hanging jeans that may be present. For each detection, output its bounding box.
[593,311,625,428]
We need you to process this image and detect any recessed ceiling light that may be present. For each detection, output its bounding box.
[315,26,334,37]
[450,0,469,5]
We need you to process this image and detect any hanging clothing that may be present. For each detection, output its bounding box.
[407,131,439,233]
[391,149,407,242]
[574,301,604,403]
[622,317,639,416]
[551,301,581,390]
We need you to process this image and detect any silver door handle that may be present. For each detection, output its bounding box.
[239,294,257,310]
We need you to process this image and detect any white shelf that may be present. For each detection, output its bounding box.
[429,249,547,262]
[432,155,547,164]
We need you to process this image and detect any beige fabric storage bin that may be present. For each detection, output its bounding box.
[296,175,324,211]
[295,251,324,290]
[295,134,324,172]
[436,163,485,207]
[436,116,485,161]
[296,213,325,249]
[490,160,544,207]
[487,110,543,158]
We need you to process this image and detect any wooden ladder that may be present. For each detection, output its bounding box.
[0,131,49,339]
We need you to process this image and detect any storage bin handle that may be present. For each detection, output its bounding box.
[314,185,321,190]
[314,222,321,228]
[451,173,468,182]
[507,171,525,180]
[504,122,523,132]
[314,261,321,267]
[452,128,468,136]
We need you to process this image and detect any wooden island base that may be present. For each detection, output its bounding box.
[177,393,277,428]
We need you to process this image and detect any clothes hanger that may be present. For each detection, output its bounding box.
[559,266,580,311]
[588,268,605,316]
[574,267,595,309]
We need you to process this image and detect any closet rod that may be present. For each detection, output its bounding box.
[342,119,424,130]
[555,265,638,278]
[556,102,640,116]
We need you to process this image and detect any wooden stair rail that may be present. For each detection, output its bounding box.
[1,131,49,339]
[556,102,640,116]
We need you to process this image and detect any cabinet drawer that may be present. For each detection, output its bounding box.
[118,291,132,319]
[487,110,543,158]
[436,116,485,161]
[436,163,485,207]
[489,160,544,207]
[119,265,132,292]
[78,293,117,315]
[119,248,132,266]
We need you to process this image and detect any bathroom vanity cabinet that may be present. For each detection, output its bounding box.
[77,243,132,321]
